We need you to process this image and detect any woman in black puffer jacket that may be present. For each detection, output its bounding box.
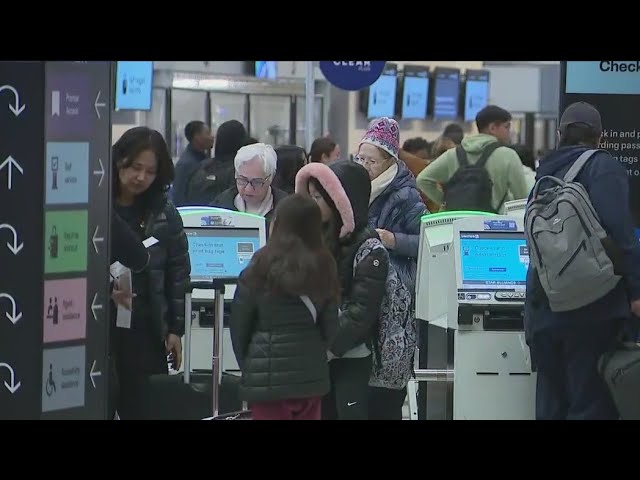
[110,127,190,420]
[296,160,390,420]
[230,194,339,420]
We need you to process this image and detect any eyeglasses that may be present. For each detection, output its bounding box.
[353,154,385,167]
[236,174,271,189]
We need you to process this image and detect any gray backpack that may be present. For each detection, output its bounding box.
[524,149,621,312]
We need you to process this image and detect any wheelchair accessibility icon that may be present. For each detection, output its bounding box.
[45,363,56,397]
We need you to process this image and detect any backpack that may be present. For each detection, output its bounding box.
[443,143,504,213]
[352,238,416,390]
[524,149,621,312]
[186,159,235,206]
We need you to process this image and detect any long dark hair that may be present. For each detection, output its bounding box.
[241,194,340,304]
[112,127,174,210]
[272,145,308,194]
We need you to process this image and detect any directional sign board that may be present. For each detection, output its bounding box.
[0,61,111,420]
[0,62,44,419]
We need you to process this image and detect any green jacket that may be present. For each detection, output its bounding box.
[416,134,530,210]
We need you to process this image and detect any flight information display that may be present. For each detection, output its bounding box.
[401,65,429,119]
[433,68,460,120]
[464,69,490,122]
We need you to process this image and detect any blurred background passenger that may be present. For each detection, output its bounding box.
[309,136,341,165]
[272,145,308,194]
[186,120,247,205]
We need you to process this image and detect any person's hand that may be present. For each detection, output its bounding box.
[631,299,640,318]
[165,333,183,370]
[376,229,396,249]
[111,281,135,310]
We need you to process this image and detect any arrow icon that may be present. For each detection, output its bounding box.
[93,158,104,187]
[91,293,102,321]
[0,85,26,116]
[94,90,106,119]
[0,156,23,190]
[0,293,22,325]
[0,362,21,394]
[0,223,23,255]
[90,360,101,389]
[92,225,104,254]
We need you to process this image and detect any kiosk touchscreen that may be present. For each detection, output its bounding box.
[451,217,529,329]
[415,211,496,329]
[178,207,267,372]
[450,216,535,420]
[179,207,266,296]
[501,198,527,219]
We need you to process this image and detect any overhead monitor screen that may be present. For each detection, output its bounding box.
[464,69,490,122]
[459,231,529,290]
[367,63,398,118]
[115,61,153,111]
[255,61,277,80]
[186,227,260,280]
[401,65,429,119]
[433,68,460,120]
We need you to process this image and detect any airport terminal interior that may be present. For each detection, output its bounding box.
[1,60,639,420]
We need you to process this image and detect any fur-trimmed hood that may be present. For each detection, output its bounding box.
[295,160,371,238]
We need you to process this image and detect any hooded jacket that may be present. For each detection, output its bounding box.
[185,120,247,205]
[416,133,530,211]
[368,161,426,296]
[524,145,640,341]
[295,161,389,358]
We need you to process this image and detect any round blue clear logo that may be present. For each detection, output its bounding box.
[319,61,387,91]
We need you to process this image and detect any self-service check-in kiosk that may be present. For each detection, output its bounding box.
[413,211,496,420]
[177,207,267,373]
[412,212,536,420]
[450,216,535,419]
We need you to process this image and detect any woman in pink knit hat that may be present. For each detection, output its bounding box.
[356,117,427,420]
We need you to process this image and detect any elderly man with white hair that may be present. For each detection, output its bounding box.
[210,142,289,226]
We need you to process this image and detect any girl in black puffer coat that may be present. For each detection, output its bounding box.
[230,194,339,420]
[296,161,390,420]
[110,127,190,420]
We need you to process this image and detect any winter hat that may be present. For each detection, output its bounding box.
[295,160,371,239]
[359,117,400,159]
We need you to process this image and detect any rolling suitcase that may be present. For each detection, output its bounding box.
[142,280,249,420]
[598,341,640,420]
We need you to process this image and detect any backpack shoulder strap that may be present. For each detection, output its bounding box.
[563,149,600,183]
[455,146,469,168]
[299,295,317,323]
[476,142,501,169]
[352,237,385,275]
